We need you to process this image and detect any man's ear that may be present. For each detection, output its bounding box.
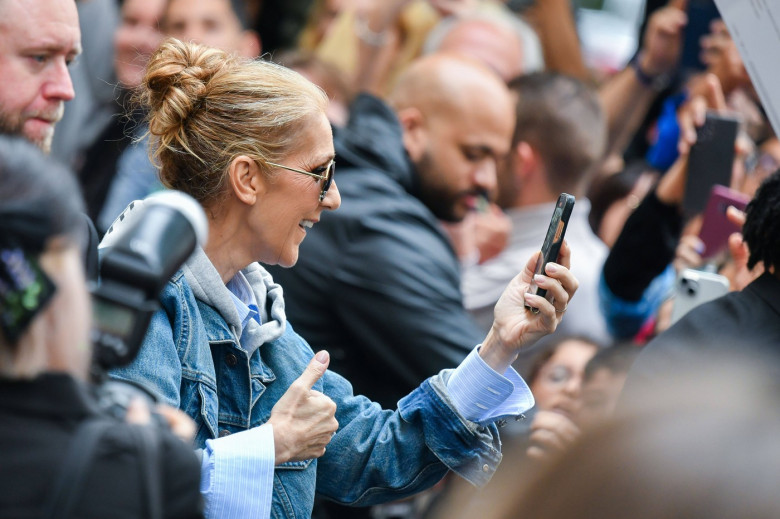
[397,107,427,162]
[239,30,261,58]
[228,155,264,205]
[513,141,538,181]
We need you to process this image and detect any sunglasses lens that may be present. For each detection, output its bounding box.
[321,161,334,200]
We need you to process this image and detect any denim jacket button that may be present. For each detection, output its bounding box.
[482,464,490,472]
[225,353,238,367]
[219,429,232,438]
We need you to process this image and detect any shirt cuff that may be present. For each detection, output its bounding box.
[200,424,275,519]
[446,346,535,425]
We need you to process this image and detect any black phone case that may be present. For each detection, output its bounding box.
[683,113,739,219]
[526,193,575,307]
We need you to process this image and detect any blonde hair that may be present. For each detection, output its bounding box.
[140,38,329,207]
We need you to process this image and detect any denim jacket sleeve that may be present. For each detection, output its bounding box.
[315,366,502,507]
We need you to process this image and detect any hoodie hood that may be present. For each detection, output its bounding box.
[184,247,286,352]
[335,93,418,193]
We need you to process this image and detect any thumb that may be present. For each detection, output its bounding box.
[524,250,542,280]
[297,350,330,389]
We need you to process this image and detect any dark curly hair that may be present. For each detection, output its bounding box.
[742,169,780,271]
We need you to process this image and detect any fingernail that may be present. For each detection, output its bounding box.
[545,263,558,274]
[694,241,705,254]
[534,274,546,284]
[315,351,329,363]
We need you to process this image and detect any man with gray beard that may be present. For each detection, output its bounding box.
[0,0,81,154]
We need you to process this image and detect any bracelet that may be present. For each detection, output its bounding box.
[354,16,390,47]
[629,52,671,92]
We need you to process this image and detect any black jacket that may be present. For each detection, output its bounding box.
[267,94,483,408]
[0,373,203,519]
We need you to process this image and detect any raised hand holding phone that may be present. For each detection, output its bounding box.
[478,194,579,375]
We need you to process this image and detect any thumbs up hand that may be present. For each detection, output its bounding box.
[268,351,339,464]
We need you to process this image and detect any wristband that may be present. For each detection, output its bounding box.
[630,53,671,92]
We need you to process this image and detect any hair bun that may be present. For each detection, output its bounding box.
[142,38,228,144]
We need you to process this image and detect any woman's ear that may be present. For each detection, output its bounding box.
[398,107,427,162]
[228,155,264,206]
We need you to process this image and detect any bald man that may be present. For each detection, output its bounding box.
[424,14,527,82]
[267,54,515,408]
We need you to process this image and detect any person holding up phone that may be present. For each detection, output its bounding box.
[110,41,580,519]
[624,168,780,398]
[599,73,734,341]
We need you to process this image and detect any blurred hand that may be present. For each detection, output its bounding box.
[125,398,197,444]
[526,410,581,461]
[155,404,197,443]
[677,73,727,155]
[473,204,511,264]
[722,206,764,290]
[268,351,339,464]
[639,0,688,76]
[480,242,579,372]
[700,19,750,95]
[441,204,511,265]
[673,233,705,274]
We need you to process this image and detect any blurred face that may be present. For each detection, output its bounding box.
[164,0,246,56]
[412,96,513,222]
[114,0,165,88]
[38,243,93,380]
[577,367,629,431]
[530,340,598,420]
[0,0,80,153]
[252,112,340,267]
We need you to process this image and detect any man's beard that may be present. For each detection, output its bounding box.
[0,102,63,154]
[414,151,470,223]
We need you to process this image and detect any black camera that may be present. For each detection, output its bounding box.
[90,192,207,417]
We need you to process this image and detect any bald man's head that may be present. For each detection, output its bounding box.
[389,55,514,221]
[439,18,524,82]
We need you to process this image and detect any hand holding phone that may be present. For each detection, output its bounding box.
[525,193,575,313]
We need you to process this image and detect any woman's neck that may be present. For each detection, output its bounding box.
[204,212,252,284]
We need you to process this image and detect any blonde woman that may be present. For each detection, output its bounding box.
[109,38,578,518]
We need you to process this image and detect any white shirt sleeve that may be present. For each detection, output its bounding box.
[200,424,275,519]
[446,346,535,424]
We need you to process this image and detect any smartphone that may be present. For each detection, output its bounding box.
[683,112,739,219]
[669,268,729,325]
[698,185,750,259]
[681,0,721,72]
[525,193,575,313]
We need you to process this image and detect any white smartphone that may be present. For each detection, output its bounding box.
[669,268,730,325]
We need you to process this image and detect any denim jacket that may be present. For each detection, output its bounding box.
[112,265,503,519]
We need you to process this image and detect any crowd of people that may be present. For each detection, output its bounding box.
[2,0,780,518]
